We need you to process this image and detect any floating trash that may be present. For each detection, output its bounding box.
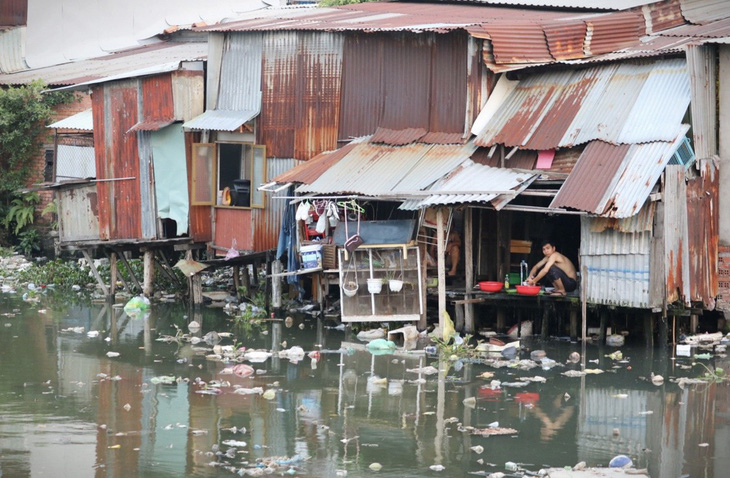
[608,455,633,468]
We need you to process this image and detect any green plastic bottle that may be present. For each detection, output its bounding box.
[504,274,509,289]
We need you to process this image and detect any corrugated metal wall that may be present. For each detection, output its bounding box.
[0,0,26,26]
[253,158,302,251]
[172,70,205,122]
[260,32,299,158]
[140,75,174,123]
[184,132,212,243]
[687,160,719,309]
[0,27,27,73]
[215,208,253,252]
[136,131,158,239]
[219,33,262,111]
[93,82,142,240]
[664,165,691,305]
[686,44,717,160]
[259,31,343,160]
[581,216,652,308]
[57,184,99,242]
[339,31,469,143]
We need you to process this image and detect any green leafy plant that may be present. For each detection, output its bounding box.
[41,199,58,230]
[431,334,479,359]
[695,362,727,384]
[17,229,41,257]
[3,193,40,235]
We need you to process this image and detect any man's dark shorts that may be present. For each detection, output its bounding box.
[545,265,577,292]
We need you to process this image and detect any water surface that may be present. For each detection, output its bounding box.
[0,293,727,477]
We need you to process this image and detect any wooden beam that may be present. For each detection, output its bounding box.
[464,207,475,334]
[437,208,446,337]
[116,250,143,293]
[109,251,117,298]
[82,249,109,296]
[143,250,155,297]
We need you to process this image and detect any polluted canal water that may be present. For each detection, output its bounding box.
[0,293,728,477]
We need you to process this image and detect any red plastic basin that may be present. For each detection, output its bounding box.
[478,281,504,292]
[515,285,541,296]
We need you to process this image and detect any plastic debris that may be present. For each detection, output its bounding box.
[406,366,439,375]
[463,397,476,408]
[262,389,276,400]
[357,328,385,341]
[470,445,484,454]
[429,465,445,472]
[608,455,633,468]
[123,295,150,314]
[106,351,120,358]
[606,334,625,347]
[366,339,396,354]
[369,463,382,471]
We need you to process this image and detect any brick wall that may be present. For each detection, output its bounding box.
[30,92,92,224]
[718,245,730,311]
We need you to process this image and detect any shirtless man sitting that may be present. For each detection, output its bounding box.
[525,240,578,296]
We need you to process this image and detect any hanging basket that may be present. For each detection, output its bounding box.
[367,278,383,294]
[342,281,359,297]
[388,279,404,292]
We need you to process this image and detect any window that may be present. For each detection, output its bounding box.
[191,142,266,208]
[44,148,55,182]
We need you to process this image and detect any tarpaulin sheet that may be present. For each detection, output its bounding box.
[151,125,189,234]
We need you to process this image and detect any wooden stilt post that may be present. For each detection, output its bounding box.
[464,207,475,334]
[109,251,118,299]
[143,249,155,297]
[233,266,241,301]
[569,306,578,342]
[658,314,668,346]
[541,304,549,339]
[436,208,446,337]
[690,313,699,334]
[272,260,283,313]
[186,250,203,306]
[82,249,109,297]
[496,307,506,332]
[599,309,608,345]
[242,265,251,296]
[419,238,428,331]
[118,251,143,293]
[644,311,654,348]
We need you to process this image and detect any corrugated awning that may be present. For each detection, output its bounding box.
[399,161,538,210]
[550,125,690,218]
[47,109,93,131]
[295,136,476,198]
[472,58,690,149]
[182,109,259,131]
[127,119,175,133]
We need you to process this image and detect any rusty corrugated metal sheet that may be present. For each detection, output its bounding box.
[260,31,298,158]
[429,33,469,133]
[371,127,427,145]
[679,0,730,24]
[140,75,175,124]
[420,132,467,144]
[215,208,253,252]
[585,11,645,55]
[551,141,630,213]
[664,164,690,305]
[297,137,475,196]
[474,59,689,149]
[94,81,142,240]
[0,41,207,86]
[0,0,26,26]
[48,109,94,131]
[259,31,343,159]
[253,157,300,251]
[487,23,553,64]
[687,44,717,159]
[643,0,685,34]
[0,27,26,73]
[547,146,581,174]
[294,32,343,159]
[128,120,174,133]
[544,21,587,61]
[272,141,359,185]
[687,160,719,309]
[184,132,212,243]
[659,16,730,37]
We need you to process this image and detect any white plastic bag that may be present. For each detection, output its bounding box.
[315,214,327,233]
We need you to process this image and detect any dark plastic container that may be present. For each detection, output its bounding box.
[232,179,251,207]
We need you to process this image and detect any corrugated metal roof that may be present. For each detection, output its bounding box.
[47,109,94,131]
[659,16,730,37]
[404,161,538,210]
[678,0,730,24]
[551,126,689,217]
[0,0,26,26]
[643,0,685,34]
[182,109,259,131]
[0,27,26,73]
[687,44,717,159]
[584,11,645,55]
[435,0,660,9]
[0,41,207,86]
[371,127,427,145]
[473,58,689,149]
[296,136,475,196]
[272,140,364,185]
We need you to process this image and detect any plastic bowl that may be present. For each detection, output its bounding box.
[478,281,504,292]
[515,285,541,296]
